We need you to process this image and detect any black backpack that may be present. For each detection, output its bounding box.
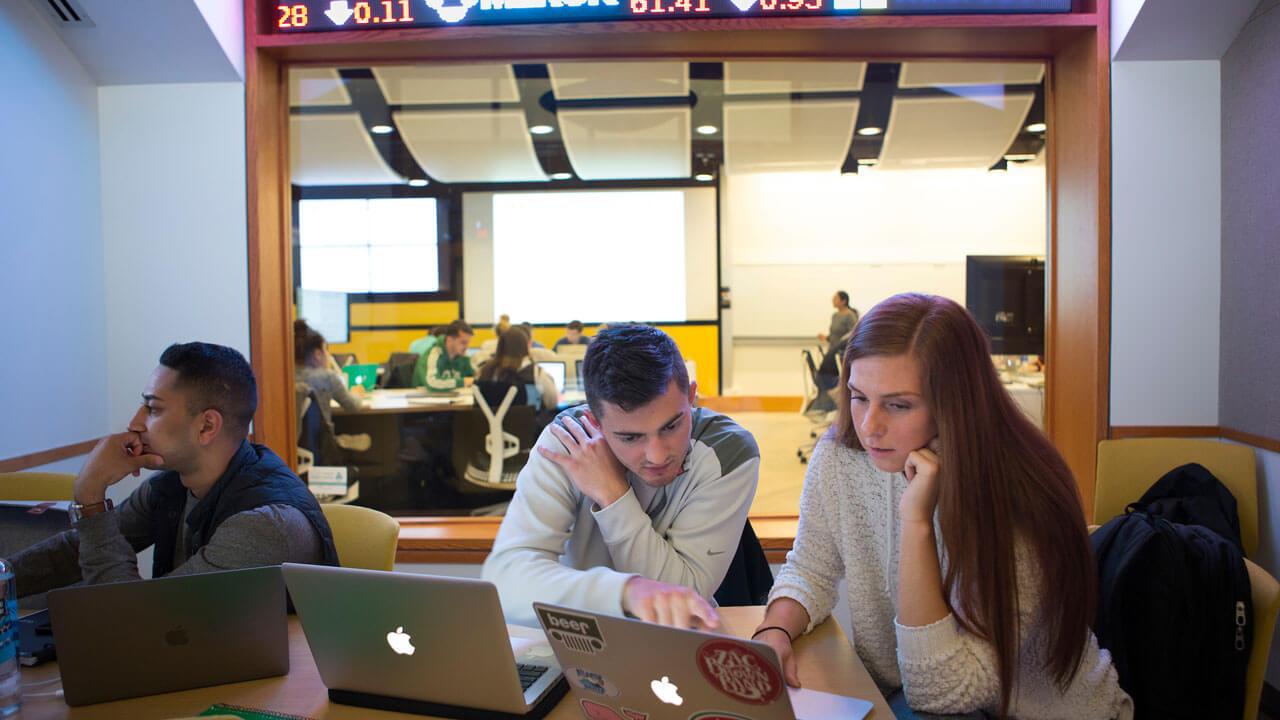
[1091,464,1252,719]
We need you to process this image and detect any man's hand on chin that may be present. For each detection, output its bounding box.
[621,576,720,631]
[74,432,164,504]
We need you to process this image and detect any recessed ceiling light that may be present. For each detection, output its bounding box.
[1025,122,1047,133]
[856,158,878,166]
[550,172,572,180]
[529,125,554,135]
[371,124,393,134]
[857,127,883,136]
[694,173,714,182]
[1004,153,1038,162]
[407,179,429,187]
[695,125,719,135]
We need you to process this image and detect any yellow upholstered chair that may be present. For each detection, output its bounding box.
[0,471,76,501]
[1094,437,1258,556]
[1244,559,1280,720]
[320,504,399,571]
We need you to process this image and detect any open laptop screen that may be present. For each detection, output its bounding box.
[537,361,565,392]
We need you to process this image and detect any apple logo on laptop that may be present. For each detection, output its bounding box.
[650,676,683,706]
[164,626,190,646]
[386,626,416,655]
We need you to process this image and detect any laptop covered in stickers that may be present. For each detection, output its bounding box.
[532,602,873,720]
[282,564,568,719]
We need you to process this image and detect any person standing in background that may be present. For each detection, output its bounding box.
[816,290,858,395]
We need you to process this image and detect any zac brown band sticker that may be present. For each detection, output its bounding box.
[695,639,783,706]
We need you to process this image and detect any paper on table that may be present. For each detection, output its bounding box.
[788,686,874,720]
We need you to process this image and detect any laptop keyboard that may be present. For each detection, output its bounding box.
[516,663,549,691]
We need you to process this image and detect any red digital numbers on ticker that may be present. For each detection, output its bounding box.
[630,0,710,15]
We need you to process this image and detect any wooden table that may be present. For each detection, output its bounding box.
[18,607,891,719]
[331,389,474,417]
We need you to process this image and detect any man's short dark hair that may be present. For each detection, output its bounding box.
[582,324,688,417]
[445,319,472,338]
[836,290,850,305]
[567,320,584,332]
[159,342,258,438]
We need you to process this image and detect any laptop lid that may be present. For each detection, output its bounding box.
[281,563,564,717]
[342,363,379,391]
[537,361,565,393]
[48,566,289,706]
[532,603,873,720]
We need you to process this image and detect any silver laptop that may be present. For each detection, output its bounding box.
[48,566,289,706]
[282,563,567,719]
[532,602,873,720]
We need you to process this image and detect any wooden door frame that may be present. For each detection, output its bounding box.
[244,3,1111,512]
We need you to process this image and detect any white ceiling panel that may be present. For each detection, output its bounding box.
[723,100,859,174]
[898,62,1044,88]
[724,62,867,94]
[549,62,688,100]
[393,109,548,183]
[289,69,350,107]
[290,114,403,186]
[374,64,520,104]
[878,92,1036,170]
[559,108,691,180]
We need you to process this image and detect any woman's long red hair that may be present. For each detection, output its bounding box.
[832,293,1095,718]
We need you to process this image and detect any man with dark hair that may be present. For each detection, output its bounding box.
[12,342,338,595]
[816,290,859,396]
[483,324,759,629]
[552,320,590,350]
[412,319,475,389]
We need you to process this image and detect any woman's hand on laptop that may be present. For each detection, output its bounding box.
[622,576,720,631]
[74,432,164,504]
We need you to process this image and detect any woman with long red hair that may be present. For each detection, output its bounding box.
[754,293,1131,719]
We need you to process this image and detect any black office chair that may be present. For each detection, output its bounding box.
[713,519,774,607]
[380,352,419,389]
[295,384,357,492]
[798,349,835,463]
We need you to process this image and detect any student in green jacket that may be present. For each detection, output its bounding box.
[412,319,475,389]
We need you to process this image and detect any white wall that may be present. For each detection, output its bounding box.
[97,82,249,501]
[721,164,1046,394]
[1109,61,1221,426]
[0,2,110,457]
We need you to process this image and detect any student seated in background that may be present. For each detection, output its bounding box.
[294,319,371,452]
[755,294,1131,720]
[553,320,590,351]
[408,324,448,357]
[11,342,339,596]
[518,321,547,349]
[476,327,558,413]
[483,324,759,630]
[412,319,475,390]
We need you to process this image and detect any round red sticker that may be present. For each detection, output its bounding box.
[695,639,783,706]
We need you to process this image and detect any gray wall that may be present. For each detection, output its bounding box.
[1220,0,1280,440]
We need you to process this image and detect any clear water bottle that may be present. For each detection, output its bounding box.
[0,558,20,716]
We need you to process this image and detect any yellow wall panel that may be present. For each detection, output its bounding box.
[349,301,460,327]
[656,324,719,397]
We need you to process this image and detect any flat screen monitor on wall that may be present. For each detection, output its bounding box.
[297,288,350,345]
[965,255,1044,356]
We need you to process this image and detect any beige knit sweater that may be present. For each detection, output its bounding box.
[769,437,1134,719]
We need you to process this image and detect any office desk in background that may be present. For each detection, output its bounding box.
[331,389,474,417]
[18,606,892,719]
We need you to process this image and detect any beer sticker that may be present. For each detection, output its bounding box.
[537,606,606,654]
[566,667,620,697]
[695,639,783,706]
